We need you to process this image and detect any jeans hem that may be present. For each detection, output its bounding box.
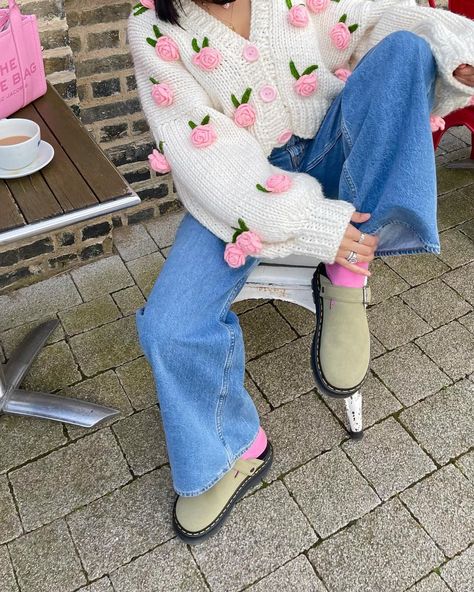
[174,425,261,497]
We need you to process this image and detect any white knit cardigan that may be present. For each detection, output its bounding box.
[128,0,474,264]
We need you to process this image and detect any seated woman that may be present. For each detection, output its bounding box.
[128,0,474,544]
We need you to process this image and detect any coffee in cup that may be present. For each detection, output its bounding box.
[0,119,41,170]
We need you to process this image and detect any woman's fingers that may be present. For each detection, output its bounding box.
[335,256,372,276]
[339,238,376,258]
[350,212,371,224]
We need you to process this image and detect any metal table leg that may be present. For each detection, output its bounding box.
[0,320,119,428]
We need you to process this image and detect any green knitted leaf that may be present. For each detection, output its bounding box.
[232,229,242,243]
[133,6,148,15]
[149,76,159,84]
[289,60,300,80]
[331,0,340,3]
[231,94,241,108]
[285,0,293,9]
[146,37,157,47]
[348,23,359,33]
[202,36,210,48]
[192,38,200,53]
[302,64,318,76]
[188,121,197,129]
[241,88,252,104]
[153,25,162,38]
[201,114,210,125]
[256,184,270,193]
[159,141,164,153]
[238,218,249,231]
[339,13,347,23]
[133,3,142,8]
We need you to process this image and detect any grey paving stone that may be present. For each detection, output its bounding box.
[368,297,431,350]
[459,218,474,240]
[192,481,317,592]
[10,430,131,532]
[274,300,315,336]
[438,130,468,152]
[111,538,207,592]
[241,303,297,360]
[439,229,474,269]
[9,520,86,592]
[0,475,21,544]
[400,465,474,557]
[437,190,474,232]
[262,392,344,481]
[21,341,81,392]
[58,295,121,336]
[437,167,474,196]
[308,499,444,592]
[0,545,19,592]
[458,311,474,333]
[367,258,409,305]
[70,316,142,377]
[408,573,451,592]
[113,224,158,262]
[416,321,474,380]
[71,255,134,301]
[370,334,386,359]
[0,275,82,332]
[437,146,472,166]
[441,544,474,592]
[67,467,174,579]
[247,335,315,407]
[115,356,157,411]
[112,285,145,316]
[401,279,472,329]
[285,448,380,538]
[383,254,449,287]
[63,371,134,440]
[342,418,435,500]
[399,380,474,465]
[246,554,327,592]
[145,211,184,248]
[112,406,168,475]
[126,251,165,297]
[0,316,64,358]
[456,450,474,482]
[324,372,402,431]
[245,372,271,416]
[0,415,66,474]
[443,262,474,306]
[232,299,269,315]
[371,343,451,406]
[77,578,114,592]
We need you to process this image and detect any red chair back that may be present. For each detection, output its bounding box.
[429,0,474,18]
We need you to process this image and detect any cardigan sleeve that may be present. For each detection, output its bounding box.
[128,14,355,263]
[314,0,474,116]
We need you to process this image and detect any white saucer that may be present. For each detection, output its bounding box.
[0,141,55,180]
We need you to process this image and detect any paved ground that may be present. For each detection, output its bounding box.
[0,129,473,592]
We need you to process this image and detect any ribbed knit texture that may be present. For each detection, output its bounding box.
[128,0,474,263]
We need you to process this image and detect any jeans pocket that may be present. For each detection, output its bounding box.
[267,148,294,172]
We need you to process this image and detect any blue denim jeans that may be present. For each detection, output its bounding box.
[137,31,438,496]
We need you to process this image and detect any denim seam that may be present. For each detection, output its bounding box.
[303,129,343,172]
[370,219,440,256]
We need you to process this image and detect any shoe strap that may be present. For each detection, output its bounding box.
[320,283,371,305]
[233,457,262,477]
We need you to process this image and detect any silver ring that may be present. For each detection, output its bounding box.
[346,251,358,264]
[358,233,366,244]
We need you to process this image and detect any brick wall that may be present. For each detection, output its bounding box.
[21,0,180,223]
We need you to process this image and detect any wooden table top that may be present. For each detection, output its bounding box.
[0,84,138,238]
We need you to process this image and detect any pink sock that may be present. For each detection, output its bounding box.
[325,262,369,288]
[242,427,267,459]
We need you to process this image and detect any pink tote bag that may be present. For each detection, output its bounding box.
[0,0,47,119]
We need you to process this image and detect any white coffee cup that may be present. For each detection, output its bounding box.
[0,118,41,170]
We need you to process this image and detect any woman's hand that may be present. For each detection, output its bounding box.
[453,64,474,87]
[335,212,378,277]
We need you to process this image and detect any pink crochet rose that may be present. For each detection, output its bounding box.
[155,36,180,61]
[233,104,257,128]
[151,82,174,106]
[242,44,260,62]
[330,22,351,50]
[190,124,217,148]
[193,47,222,71]
[236,231,262,255]
[259,85,277,103]
[294,73,318,96]
[334,68,352,82]
[307,0,330,13]
[140,0,154,8]
[277,129,293,144]
[288,5,309,27]
[224,243,246,268]
[148,149,171,174]
[265,174,292,193]
[430,115,446,132]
